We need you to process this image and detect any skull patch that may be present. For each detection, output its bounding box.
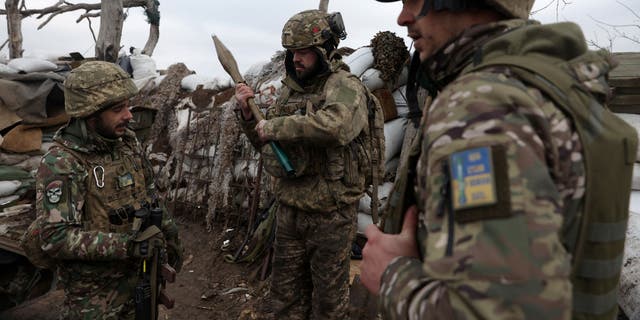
[45,180,64,204]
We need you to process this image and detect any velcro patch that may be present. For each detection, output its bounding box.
[45,180,64,204]
[449,146,511,223]
[117,172,134,188]
[449,147,497,209]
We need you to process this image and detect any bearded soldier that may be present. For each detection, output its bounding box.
[235,9,379,319]
[24,61,183,319]
[360,0,636,319]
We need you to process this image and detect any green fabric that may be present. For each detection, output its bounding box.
[466,22,637,319]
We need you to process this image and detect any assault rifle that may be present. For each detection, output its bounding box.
[132,202,176,320]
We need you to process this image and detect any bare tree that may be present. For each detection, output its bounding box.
[1,0,160,60]
[589,1,640,47]
[95,0,123,62]
[5,0,23,58]
[141,0,158,56]
[318,0,329,13]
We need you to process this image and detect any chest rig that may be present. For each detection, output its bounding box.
[57,138,151,233]
[262,85,327,178]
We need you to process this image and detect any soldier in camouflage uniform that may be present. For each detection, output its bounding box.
[361,0,635,319]
[235,9,372,319]
[24,61,183,320]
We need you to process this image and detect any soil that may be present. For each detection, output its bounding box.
[0,218,274,320]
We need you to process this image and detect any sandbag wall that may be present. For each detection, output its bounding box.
[342,32,411,235]
[0,60,69,255]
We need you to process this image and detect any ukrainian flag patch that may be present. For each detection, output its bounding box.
[449,147,497,210]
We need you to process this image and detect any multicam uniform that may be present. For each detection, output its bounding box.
[32,120,181,320]
[378,20,616,319]
[240,57,370,318]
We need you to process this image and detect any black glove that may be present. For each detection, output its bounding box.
[128,225,165,259]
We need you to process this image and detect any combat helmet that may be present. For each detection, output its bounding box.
[281,9,347,50]
[64,61,138,118]
[374,0,534,19]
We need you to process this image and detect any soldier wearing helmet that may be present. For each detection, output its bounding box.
[23,61,183,319]
[235,9,375,319]
[361,0,633,319]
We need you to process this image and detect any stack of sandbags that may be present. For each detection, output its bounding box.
[0,165,35,248]
[342,31,411,233]
[0,63,69,251]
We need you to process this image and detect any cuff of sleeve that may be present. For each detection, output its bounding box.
[379,256,425,316]
[262,119,279,141]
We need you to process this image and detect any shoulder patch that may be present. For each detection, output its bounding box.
[449,146,511,223]
[45,179,64,204]
[449,147,497,209]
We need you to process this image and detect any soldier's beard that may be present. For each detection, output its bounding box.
[295,61,321,81]
[94,119,128,139]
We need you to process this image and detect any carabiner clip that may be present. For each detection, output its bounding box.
[93,166,105,189]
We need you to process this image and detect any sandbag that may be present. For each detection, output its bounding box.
[7,58,57,73]
[0,63,18,74]
[0,125,42,153]
[0,180,21,197]
[361,68,385,91]
[385,155,400,177]
[343,47,374,78]
[384,117,407,165]
[395,66,409,89]
[181,74,233,92]
[0,105,21,132]
[357,182,395,215]
[357,212,373,235]
[393,86,409,118]
[130,53,158,80]
[372,88,397,122]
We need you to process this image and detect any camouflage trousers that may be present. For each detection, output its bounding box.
[271,202,357,320]
[58,262,138,320]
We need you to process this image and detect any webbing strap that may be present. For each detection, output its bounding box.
[588,221,628,242]
[573,288,620,315]
[576,253,624,279]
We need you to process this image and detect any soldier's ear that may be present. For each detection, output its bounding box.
[85,115,98,131]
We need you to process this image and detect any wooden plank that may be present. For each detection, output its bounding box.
[609,105,640,114]
[610,95,640,106]
[610,78,640,88]
[611,53,640,87]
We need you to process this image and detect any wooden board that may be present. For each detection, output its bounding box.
[610,52,640,113]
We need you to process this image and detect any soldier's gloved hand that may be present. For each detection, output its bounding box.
[127,225,165,259]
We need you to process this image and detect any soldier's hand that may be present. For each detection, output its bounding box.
[128,225,165,259]
[256,120,269,142]
[361,205,419,295]
[235,83,255,120]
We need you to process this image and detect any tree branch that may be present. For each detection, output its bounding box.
[0,39,9,51]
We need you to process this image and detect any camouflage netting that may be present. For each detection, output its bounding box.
[370,31,409,83]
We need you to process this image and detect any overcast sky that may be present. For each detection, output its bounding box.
[1,0,639,77]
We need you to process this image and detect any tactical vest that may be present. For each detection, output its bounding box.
[262,72,385,193]
[53,138,152,234]
[466,50,637,320]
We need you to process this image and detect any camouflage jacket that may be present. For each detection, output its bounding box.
[239,60,370,212]
[379,20,591,319]
[29,119,180,281]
